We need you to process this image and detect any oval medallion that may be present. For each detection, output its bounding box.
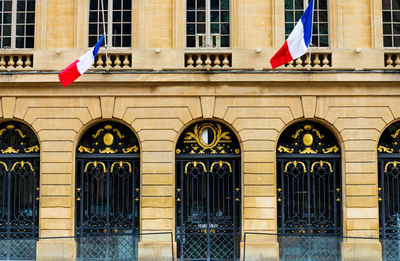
[302,133,313,146]
[103,133,114,146]
[201,127,214,145]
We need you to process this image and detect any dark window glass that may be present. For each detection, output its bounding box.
[122,36,130,47]
[123,11,131,22]
[113,0,122,10]
[221,11,229,22]
[319,35,329,47]
[123,0,131,9]
[313,24,318,34]
[294,0,303,9]
[211,11,219,22]
[17,0,25,11]
[27,0,35,10]
[312,35,319,45]
[113,35,121,47]
[394,23,400,34]
[16,25,24,35]
[383,0,391,10]
[3,37,11,47]
[197,0,206,10]
[319,11,328,22]
[197,24,206,33]
[393,0,400,10]
[319,0,327,9]
[221,0,229,10]
[26,37,34,48]
[89,36,97,46]
[319,23,328,34]
[89,24,97,34]
[187,0,195,10]
[187,11,195,22]
[113,24,121,34]
[285,0,293,9]
[383,23,392,34]
[3,25,11,36]
[393,11,400,22]
[90,0,98,10]
[17,13,25,23]
[295,11,303,20]
[221,24,229,34]
[285,11,294,22]
[198,11,206,22]
[187,24,195,34]
[89,12,98,22]
[221,36,229,47]
[394,36,400,46]
[211,23,219,33]
[123,24,131,34]
[3,13,11,24]
[285,23,294,33]
[4,1,12,11]
[211,0,219,10]
[26,25,34,35]
[383,11,392,22]
[16,37,24,48]
[113,11,121,22]
[187,36,196,47]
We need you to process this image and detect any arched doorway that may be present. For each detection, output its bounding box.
[75,121,140,260]
[0,121,40,260]
[276,121,342,260]
[378,121,400,260]
[175,121,241,260]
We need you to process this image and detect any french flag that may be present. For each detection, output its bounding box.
[270,0,314,69]
[59,34,104,87]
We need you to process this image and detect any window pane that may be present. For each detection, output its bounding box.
[394,23,400,34]
[319,23,328,34]
[221,0,229,10]
[90,0,98,10]
[113,11,121,22]
[383,11,392,22]
[295,11,303,20]
[122,36,130,47]
[17,0,25,11]
[113,0,122,10]
[211,11,219,22]
[17,13,25,23]
[113,36,121,47]
[285,11,294,22]
[394,11,400,22]
[123,24,131,34]
[3,37,11,47]
[211,23,219,33]
[123,0,131,9]
[197,24,205,33]
[394,36,400,46]
[113,24,121,34]
[197,11,206,22]
[285,23,294,33]
[27,0,35,10]
[312,35,318,45]
[319,11,328,22]
[89,12,98,22]
[383,23,392,34]
[319,35,329,46]
[187,0,195,10]
[26,37,34,48]
[123,11,131,22]
[16,37,24,48]
[393,0,400,10]
[187,24,195,34]
[319,0,327,9]
[187,11,195,22]
[294,0,303,9]
[26,25,34,35]
[221,11,229,22]
[16,25,25,36]
[313,25,318,34]
[89,24,97,34]
[221,23,229,34]
[3,25,11,36]
[89,36,98,46]
[384,36,392,47]
[3,13,12,24]
[211,0,219,10]
[221,36,229,47]
[197,0,205,10]
[382,0,391,10]
[285,0,293,9]
[187,36,195,47]
[4,1,12,11]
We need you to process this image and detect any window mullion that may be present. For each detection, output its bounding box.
[206,0,211,47]
[11,0,17,48]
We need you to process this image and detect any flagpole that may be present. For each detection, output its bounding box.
[307,0,315,71]
[100,0,109,72]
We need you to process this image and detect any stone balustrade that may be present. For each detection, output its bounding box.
[0,54,33,69]
[385,53,400,68]
[93,53,132,69]
[285,52,332,68]
[185,53,232,68]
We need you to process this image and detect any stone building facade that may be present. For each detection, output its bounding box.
[0,0,399,260]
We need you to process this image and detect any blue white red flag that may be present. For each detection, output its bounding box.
[270,0,314,69]
[59,34,104,87]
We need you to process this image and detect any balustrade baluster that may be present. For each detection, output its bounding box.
[196,56,203,67]
[313,54,321,67]
[25,56,32,67]
[205,54,212,69]
[322,54,329,67]
[123,54,130,68]
[386,54,393,67]
[395,54,400,67]
[7,56,15,68]
[187,55,194,68]
[16,56,23,68]
[222,55,229,67]
[114,55,121,67]
[214,55,221,67]
[0,56,5,69]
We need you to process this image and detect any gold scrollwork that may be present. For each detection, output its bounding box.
[113,128,124,139]
[111,161,132,173]
[391,129,400,138]
[322,146,339,154]
[312,128,324,139]
[384,161,400,173]
[11,161,34,172]
[210,161,232,173]
[0,161,8,171]
[99,147,117,154]
[24,145,39,153]
[277,145,294,153]
[292,129,304,139]
[299,147,318,154]
[184,123,231,153]
[378,145,394,153]
[310,161,333,173]
[78,145,95,153]
[84,161,106,173]
[284,161,306,173]
[1,147,19,153]
[0,125,27,138]
[92,128,104,138]
[184,161,207,174]
[122,145,139,153]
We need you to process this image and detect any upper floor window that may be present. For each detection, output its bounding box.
[383,0,400,47]
[285,0,328,47]
[88,0,131,48]
[186,0,230,48]
[0,0,35,49]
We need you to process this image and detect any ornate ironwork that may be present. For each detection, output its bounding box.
[277,122,340,155]
[0,122,40,260]
[277,121,342,260]
[176,121,241,260]
[176,122,240,155]
[77,122,139,154]
[0,122,39,154]
[76,122,140,261]
[378,122,400,260]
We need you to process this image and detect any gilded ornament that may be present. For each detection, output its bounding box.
[122,145,139,153]
[322,146,339,154]
[92,128,104,138]
[78,146,95,153]
[210,161,232,173]
[110,161,132,173]
[11,161,34,172]
[0,161,8,171]
[184,123,231,153]
[378,145,393,153]
[302,134,313,146]
[1,147,19,153]
[277,145,294,153]
[292,129,304,139]
[184,161,207,174]
[384,161,400,173]
[24,145,39,153]
[113,128,125,139]
[299,147,318,154]
[235,149,240,154]
[391,128,400,138]
[310,161,333,173]
[99,147,117,154]
[176,149,181,154]
[84,161,106,173]
[103,133,114,146]
[284,161,306,173]
[312,128,324,139]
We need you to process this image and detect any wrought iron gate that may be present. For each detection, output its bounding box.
[0,122,40,260]
[277,122,342,260]
[175,122,241,261]
[378,122,400,261]
[75,122,140,260]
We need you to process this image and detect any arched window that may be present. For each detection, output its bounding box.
[88,0,132,47]
[276,121,341,259]
[285,0,329,47]
[0,121,40,260]
[175,121,241,260]
[382,0,400,47]
[378,121,400,260]
[0,0,35,48]
[186,0,230,48]
[75,122,140,260]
